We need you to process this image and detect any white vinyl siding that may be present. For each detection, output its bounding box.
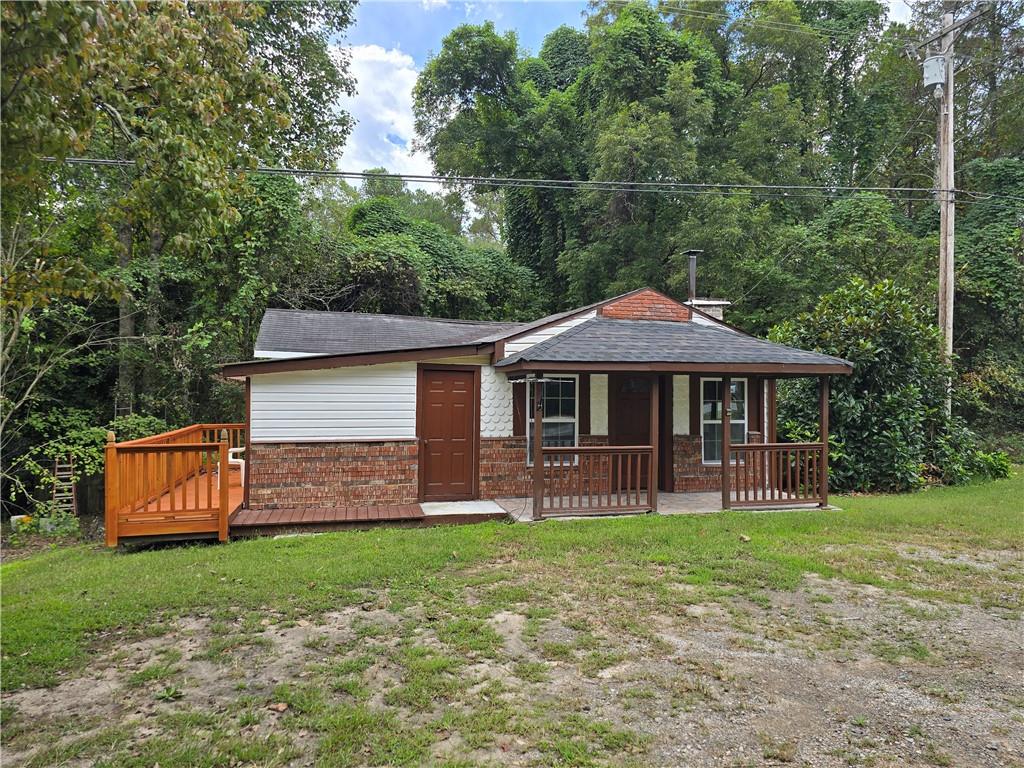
[252,349,320,359]
[250,362,417,442]
[503,311,597,356]
[481,364,513,438]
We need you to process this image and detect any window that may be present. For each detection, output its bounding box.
[701,378,746,463]
[526,376,578,465]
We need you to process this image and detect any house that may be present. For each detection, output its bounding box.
[103,287,851,545]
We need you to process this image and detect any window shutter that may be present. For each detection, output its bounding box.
[749,376,762,432]
[512,382,525,436]
[578,374,590,435]
[689,375,700,435]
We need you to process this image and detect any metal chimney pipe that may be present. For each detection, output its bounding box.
[686,250,702,301]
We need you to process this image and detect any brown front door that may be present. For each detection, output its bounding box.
[419,367,478,501]
[608,374,672,491]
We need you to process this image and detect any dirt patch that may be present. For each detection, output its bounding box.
[4,567,1023,767]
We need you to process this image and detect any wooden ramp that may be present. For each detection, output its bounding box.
[230,504,425,534]
[229,502,507,535]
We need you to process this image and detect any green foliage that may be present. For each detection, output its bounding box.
[10,500,81,543]
[414,4,1022,448]
[953,158,1024,451]
[243,0,357,166]
[540,25,591,90]
[771,280,1009,491]
[9,410,170,506]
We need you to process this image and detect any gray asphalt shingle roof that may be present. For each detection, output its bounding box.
[495,318,851,369]
[255,308,523,357]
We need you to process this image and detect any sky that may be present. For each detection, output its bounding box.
[335,0,915,187]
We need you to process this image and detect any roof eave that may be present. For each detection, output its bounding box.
[497,360,853,376]
[220,342,495,378]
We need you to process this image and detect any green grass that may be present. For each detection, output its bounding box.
[3,471,1023,691]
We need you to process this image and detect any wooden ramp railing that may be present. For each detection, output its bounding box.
[538,446,653,518]
[104,423,246,546]
[726,442,826,509]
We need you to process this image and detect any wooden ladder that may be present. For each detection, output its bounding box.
[52,456,78,516]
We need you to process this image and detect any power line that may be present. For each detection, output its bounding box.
[50,156,999,203]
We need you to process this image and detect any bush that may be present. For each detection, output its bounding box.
[7,410,171,512]
[770,279,1010,492]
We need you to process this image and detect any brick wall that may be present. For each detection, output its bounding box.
[479,437,530,498]
[479,435,609,499]
[248,441,418,509]
[672,431,762,492]
[598,289,691,322]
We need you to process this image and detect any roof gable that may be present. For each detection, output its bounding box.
[597,288,691,322]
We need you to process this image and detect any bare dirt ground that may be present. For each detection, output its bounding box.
[4,547,1022,767]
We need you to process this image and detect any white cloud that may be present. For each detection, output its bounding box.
[420,0,449,8]
[336,44,435,190]
[887,0,913,25]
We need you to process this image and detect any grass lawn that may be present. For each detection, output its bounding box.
[2,472,1022,767]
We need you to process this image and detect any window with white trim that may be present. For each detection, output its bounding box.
[701,378,747,463]
[526,375,578,465]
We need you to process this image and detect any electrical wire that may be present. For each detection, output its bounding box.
[48,156,985,203]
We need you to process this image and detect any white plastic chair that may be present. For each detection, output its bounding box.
[217,448,245,488]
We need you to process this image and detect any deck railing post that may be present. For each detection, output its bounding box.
[649,375,659,513]
[218,430,230,541]
[721,377,731,510]
[819,376,830,508]
[532,378,544,521]
[104,431,118,547]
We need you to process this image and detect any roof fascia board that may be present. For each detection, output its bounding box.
[221,343,494,377]
[498,361,853,376]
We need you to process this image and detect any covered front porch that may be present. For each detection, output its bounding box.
[508,371,833,521]
[495,316,850,521]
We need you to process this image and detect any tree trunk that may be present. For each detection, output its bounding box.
[987,2,1000,148]
[141,227,166,401]
[116,220,135,415]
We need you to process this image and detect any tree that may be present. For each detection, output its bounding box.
[243,0,357,166]
[1,1,358,512]
[770,280,1008,491]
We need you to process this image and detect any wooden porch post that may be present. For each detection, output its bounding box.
[721,377,731,510]
[649,374,659,513]
[819,375,830,508]
[532,377,544,521]
[243,377,251,509]
[218,429,230,541]
[104,431,118,547]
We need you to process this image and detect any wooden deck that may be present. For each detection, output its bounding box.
[230,503,424,528]
[115,468,245,540]
[105,423,247,545]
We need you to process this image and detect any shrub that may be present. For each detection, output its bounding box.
[770,279,1010,492]
[7,410,171,511]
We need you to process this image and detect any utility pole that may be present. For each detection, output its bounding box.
[917,6,983,416]
[937,10,955,416]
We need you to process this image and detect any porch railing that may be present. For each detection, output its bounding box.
[538,445,654,517]
[104,423,246,546]
[726,442,826,508]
